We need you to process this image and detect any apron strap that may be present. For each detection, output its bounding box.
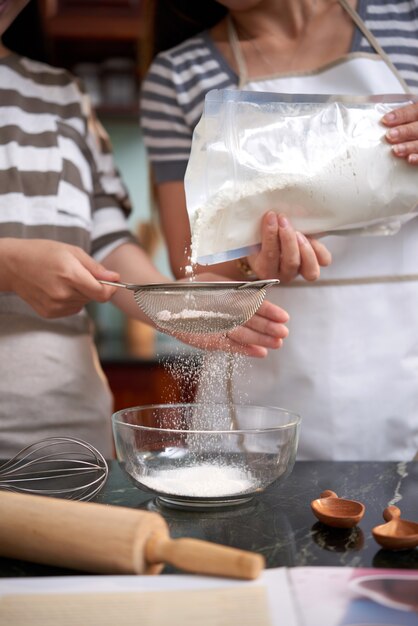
[284,274,418,288]
[337,0,411,93]
[227,14,249,89]
[227,2,411,93]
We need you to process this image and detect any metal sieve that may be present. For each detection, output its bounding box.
[99,279,279,334]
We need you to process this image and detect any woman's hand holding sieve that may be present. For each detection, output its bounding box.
[0,238,119,318]
[174,298,289,358]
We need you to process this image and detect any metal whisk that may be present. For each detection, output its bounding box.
[0,437,108,501]
[100,279,280,334]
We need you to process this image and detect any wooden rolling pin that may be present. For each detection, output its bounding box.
[0,491,264,579]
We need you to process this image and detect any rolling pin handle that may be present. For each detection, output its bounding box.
[145,532,265,581]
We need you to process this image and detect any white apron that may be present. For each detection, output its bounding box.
[209,0,418,461]
[0,299,114,458]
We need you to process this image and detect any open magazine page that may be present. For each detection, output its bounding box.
[0,568,417,625]
[0,569,298,626]
[289,567,418,626]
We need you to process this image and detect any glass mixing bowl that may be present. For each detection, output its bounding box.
[112,403,301,509]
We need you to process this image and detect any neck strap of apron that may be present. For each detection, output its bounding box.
[338,0,410,92]
[227,15,248,88]
[227,0,411,93]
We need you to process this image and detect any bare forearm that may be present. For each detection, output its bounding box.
[102,242,170,321]
[0,238,20,291]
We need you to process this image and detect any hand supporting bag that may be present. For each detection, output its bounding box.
[185,90,418,265]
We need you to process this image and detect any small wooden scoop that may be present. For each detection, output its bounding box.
[372,505,418,550]
[311,490,365,528]
[0,491,264,580]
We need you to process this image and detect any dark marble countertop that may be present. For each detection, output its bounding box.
[1,461,417,577]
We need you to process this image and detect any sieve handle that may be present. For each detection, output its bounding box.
[99,279,280,291]
[237,279,280,290]
[99,279,136,290]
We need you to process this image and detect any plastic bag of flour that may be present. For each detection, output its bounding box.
[185,90,418,265]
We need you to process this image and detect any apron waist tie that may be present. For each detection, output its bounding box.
[286,274,418,287]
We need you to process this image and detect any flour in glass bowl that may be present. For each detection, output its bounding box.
[137,463,257,498]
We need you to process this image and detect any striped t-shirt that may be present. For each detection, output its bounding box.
[0,54,137,455]
[0,53,134,263]
[140,0,418,183]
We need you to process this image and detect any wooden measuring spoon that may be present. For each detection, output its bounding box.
[311,490,365,528]
[372,505,418,550]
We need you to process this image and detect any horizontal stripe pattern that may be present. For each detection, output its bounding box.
[0,222,90,249]
[359,0,418,88]
[0,53,132,263]
[140,32,236,182]
[140,0,418,183]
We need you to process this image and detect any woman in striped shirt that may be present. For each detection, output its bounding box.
[141,0,418,460]
[0,0,289,457]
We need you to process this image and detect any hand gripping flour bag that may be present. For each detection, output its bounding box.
[185,90,418,265]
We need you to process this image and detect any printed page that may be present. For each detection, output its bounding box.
[289,567,418,626]
[0,568,299,626]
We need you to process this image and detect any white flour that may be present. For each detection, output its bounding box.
[156,309,234,321]
[187,101,418,264]
[138,463,256,497]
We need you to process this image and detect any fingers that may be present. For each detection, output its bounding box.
[228,323,286,349]
[174,304,289,356]
[86,258,120,283]
[36,261,117,314]
[279,221,325,283]
[69,272,117,304]
[250,211,332,283]
[256,299,289,324]
[389,137,418,164]
[385,125,418,164]
[43,285,117,316]
[382,103,418,165]
[295,232,320,281]
[174,331,271,357]
[209,332,282,358]
[276,215,302,282]
[382,102,418,127]
[69,248,120,302]
[255,211,281,276]
[34,299,87,319]
[307,236,332,267]
[88,283,118,303]
[8,239,120,318]
[223,301,290,350]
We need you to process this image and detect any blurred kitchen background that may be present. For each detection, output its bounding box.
[29,0,201,408]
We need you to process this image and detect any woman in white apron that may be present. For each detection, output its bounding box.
[141,0,418,460]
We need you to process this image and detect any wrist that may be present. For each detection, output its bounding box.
[0,238,20,291]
